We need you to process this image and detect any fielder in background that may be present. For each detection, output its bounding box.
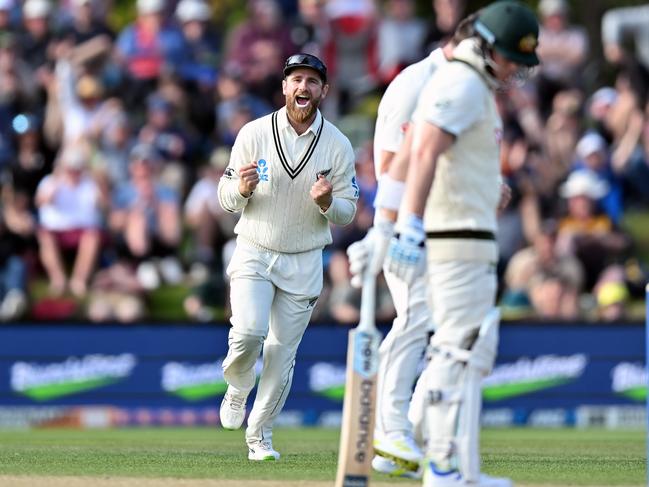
[217,53,359,461]
[346,13,479,479]
[385,2,540,486]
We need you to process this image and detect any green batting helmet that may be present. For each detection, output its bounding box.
[474,1,540,67]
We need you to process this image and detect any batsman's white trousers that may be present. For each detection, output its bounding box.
[419,258,497,472]
[223,238,322,445]
[375,268,430,436]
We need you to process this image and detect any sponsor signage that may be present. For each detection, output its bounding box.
[0,323,644,426]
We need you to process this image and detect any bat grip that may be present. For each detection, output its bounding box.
[358,272,376,333]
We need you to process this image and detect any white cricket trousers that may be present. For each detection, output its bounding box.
[375,269,430,436]
[223,238,323,445]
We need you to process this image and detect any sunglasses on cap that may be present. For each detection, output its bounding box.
[283,53,327,83]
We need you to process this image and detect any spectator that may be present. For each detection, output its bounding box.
[502,219,584,320]
[556,170,631,293]
[35,146,105,297]
[602,4,649,107]
[224,0,296,107]
[572,131,623,225]
[137,92,191,194]
[109,144,183,290]
[0,178,35,321]
[18,0,55,73]
[175,0,220,85]
[611,104,649,207]
[535,0,589,119]
[322,0,379,116]
[114,0,187,112]
[421,0,466,57]
[58,0,115,46]
[0,0,17,33]
[377,0,426,86]
[86,259,146,323]
[289,0,330,58]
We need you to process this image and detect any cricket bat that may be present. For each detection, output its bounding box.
[335,273,382,487]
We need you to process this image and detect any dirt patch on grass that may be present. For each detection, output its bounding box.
[0,477,634,487]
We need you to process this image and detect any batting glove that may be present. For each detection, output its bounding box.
[347,213,395,288]
[385,214,426,285]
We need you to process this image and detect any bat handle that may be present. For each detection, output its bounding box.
[358,272,376,333]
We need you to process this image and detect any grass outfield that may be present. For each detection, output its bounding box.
[0,427,644,486]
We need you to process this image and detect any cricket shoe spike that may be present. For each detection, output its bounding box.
[372,454,422,479]
[247,440,280,461]
[219,387,247,430]
[373,431,423,472]
[423,461,513,487]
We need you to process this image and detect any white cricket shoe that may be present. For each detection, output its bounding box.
[423,461,513,487]
[219,388,247,430]
[373,431,423,471]
[372,455,422,479]
[248,440,280,461]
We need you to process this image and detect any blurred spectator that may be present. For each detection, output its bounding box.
[593,264,630,322]
[0,0,17,33]
[377,0,426,86]
[182,149,237,321]
[114,0,187,112]
[224,0,296,107]
[137,92,191,194]
[93,108,134,187]
[58,0,115,46]
[323,0,379,116]
[0,180,35,321]
[175,0,220,86]
[586,86,618,144]
[611,104,649,207]
[502,219,584,320]
[109,144,183,290]
[0,34,40,120]
[86,259,146,323]
[19,0,55,73]
[421,0,465,57]
[535,0,589,120]
[602,4,649,107]
[572,131,623,225]
[53,52,118,145]
[174,0,220,142]
[35,146,105,297]
[214,66,272,146]
[289,0,329,58]
[5,113,53,206]
[544,88,583,177]
[556,170,632,293]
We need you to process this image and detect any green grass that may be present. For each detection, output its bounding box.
[0,428,645,485]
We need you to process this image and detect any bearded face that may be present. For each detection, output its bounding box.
[286,89,322,124]
[283,68,328,126]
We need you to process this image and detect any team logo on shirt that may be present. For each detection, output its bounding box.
[257,159,269,181]
[351,176,360,198]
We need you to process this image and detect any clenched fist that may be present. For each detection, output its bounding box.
[238,162,259,197]
[310,174,333,211]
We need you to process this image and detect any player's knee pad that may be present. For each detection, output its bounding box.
[423,309,500,478]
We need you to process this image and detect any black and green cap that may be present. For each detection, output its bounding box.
[474,1,540,67]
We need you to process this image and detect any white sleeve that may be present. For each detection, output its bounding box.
[217,124,254,213]
[413,67,484,136]
[321,141,358,226]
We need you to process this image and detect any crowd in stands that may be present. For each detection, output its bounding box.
[0,0,647,324]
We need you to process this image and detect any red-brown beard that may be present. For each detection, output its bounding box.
[286,92,321,124]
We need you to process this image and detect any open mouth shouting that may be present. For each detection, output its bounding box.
[295,94,311,108]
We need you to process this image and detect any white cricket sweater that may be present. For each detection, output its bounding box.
[218,107,358,253]
[410,38,502,262]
